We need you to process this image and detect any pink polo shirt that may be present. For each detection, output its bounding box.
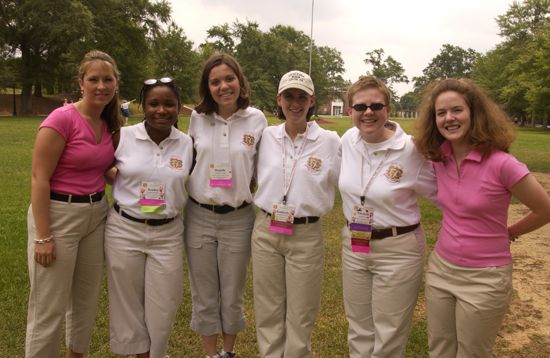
[40,104,114,195]
[434,141,529,267]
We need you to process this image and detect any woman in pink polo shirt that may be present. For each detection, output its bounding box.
[415,78,550,358]
[26,50,122,358]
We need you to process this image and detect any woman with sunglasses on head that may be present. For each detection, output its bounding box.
[414,78,550,358]
[26,50,122,358]
[184,52,267,358]
[339,76,437,358]
[252,70,341,358]
[104,77,193,358]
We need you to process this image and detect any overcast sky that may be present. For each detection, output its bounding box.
[169,0,513,95]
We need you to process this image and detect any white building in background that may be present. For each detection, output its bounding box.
[331,98,344,116]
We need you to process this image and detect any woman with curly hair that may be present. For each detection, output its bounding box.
[414,78,550,358]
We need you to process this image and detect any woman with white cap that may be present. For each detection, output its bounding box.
[252,70,341,357]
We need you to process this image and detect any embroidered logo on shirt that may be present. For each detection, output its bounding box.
[384,163,403,183]
[306,156,322,173]
[242,133,256,147]
[169,156,184,170]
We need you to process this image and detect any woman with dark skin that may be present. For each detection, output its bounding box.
[104,78,193,358]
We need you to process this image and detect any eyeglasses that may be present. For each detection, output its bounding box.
[143,77,174,86]
[351,103,386,112]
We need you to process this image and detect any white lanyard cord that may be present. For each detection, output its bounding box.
[360,149,390,205]
[281,124,309,204]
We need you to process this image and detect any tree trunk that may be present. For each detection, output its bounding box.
[34,82,43,97]
[19,42,34,115]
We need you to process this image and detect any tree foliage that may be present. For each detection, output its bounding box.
[363,48,408,100]
[473,0,550,125]
[199,21,346,113]
[413,44,480,93]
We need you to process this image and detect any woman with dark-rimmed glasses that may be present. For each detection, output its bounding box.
[104,77,193,358]
[339,76,437,357]
[184,52,267,358]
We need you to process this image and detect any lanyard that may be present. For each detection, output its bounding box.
[281,124,309,204]
[360,149,390,205]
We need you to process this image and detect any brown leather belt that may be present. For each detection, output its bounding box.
[113,202,175,226]
[189,196,250,214]
[348,222,420,240]
[261,209,319,225]
[50,191,104,203]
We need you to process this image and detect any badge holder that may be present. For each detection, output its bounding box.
[269,202,295,236]
[350,203,374,253]
[209,162,233,187]
[139,182,166,213]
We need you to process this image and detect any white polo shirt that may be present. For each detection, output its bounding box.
[187,107,267,207]
[254,121,341,217]
[339,121,437,228]
[112,122,193,218]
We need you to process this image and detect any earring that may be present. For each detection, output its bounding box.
[80,89,84,95]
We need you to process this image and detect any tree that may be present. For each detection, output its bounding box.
[363,48,408,98]
[150,22,200,103]
[0,0,94,114]
[413,44,480,94]
[199,21,346,113]
[473,0,550,126]
[497,0,550,43]
[81,0,172,100]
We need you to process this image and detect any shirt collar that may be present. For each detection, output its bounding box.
[275,120,321,141]
[440,140,483,163]
[135,121,181,142]
[351,120,405,151]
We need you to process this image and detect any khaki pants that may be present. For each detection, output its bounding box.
[342,225,425,358]
[105,209,184,358]
[252,211,324,358]
[25,198,108,358]
[184,201,255,335]
[426,251,512,358]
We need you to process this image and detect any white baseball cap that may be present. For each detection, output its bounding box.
[278,70,314,95]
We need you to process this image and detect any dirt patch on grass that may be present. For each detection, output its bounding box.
[494,172,550,357]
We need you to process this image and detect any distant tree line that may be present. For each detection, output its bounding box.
[0,0,548,125]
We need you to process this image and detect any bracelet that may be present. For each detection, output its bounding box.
[34,235,54,244]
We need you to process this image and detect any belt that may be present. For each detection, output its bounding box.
[348,222,420,240]
[261,209,319,225]
[50,191,104,203]
[113,202,175,226]
[189,196,250,214]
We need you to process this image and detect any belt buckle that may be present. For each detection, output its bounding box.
[89,192,97,204]
[391,227,397,237]
[144,218,150,225]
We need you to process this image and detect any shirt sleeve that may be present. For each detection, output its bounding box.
[500,154,529,189]
[39,108,71,141]
[415,159,438,206]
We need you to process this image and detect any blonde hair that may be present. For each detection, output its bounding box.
[78,50,124,132]
[414,78,516,161]
[347,75,391,106]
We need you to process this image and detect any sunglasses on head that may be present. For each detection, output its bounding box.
[351,103,386,112]
[143,77,174,86]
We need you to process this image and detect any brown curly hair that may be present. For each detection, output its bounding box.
[413,78,516,162]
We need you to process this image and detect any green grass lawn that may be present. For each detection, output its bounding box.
[1,115,548,357]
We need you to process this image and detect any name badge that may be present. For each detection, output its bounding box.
[269,202,295,236]
[350,204,374,253]
[139,181,166,213]
[209,162,232,187]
